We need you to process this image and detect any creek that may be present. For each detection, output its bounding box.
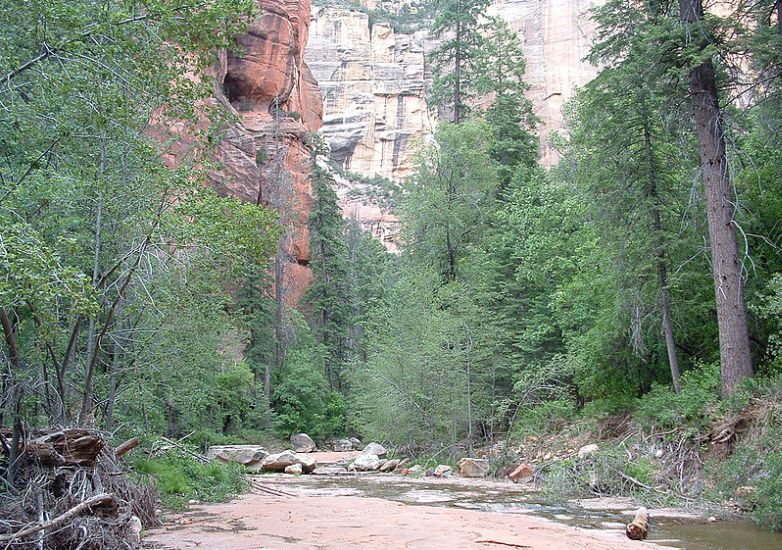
[268,470,782,550]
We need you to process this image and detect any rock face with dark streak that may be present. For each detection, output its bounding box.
[208,0,324,305]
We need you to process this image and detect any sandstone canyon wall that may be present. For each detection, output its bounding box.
[303,0,602,245]
[209,0,324,304]
[305,0,602,175]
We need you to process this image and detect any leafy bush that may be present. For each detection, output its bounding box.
[634,363,720,429]
[704,375,782,531]
[512,398,577,436]
[272,345,346,441]
[752,450,782,531]
[132,451,249,510]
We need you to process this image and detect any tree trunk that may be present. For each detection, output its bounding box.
[104,316,124,433]
[680,0,754,397]
[80,129,106,426]
[271,241,287,402]
[454,20,462,124]
[464,324,474,458]
[0,309,20,371]
[640,95,681,392]
[0,308,20,433]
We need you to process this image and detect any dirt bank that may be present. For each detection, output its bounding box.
[145,489,668,549]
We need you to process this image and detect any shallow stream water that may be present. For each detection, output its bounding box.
[265,472,782,550]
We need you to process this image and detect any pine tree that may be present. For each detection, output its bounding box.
[429,0,491,122]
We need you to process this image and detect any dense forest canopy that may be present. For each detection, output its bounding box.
[3,0,782,533]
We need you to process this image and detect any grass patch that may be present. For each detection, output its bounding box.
[132,450,250,510]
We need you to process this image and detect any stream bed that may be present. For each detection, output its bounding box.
[260,471,782,550]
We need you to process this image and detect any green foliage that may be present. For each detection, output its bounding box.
[544,444,655,499]
[132,450,249,510]
[401,120,499,281]
[429,0,491,120]
[349,268,470,450]
[0,0,278,440]
[270,322,346,441]
[705,377,782,530]
[634,364,721,429]
[752,450,782,532]
[512,399,578,436]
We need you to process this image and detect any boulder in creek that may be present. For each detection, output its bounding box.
[285,463,303,475]
[457,458,489,478]
[434,464,452,478]
[291,433,316,453]
[380,459,400,472]
[578,444,599,459]
[256,450,299,472]
[348,437,363,450]
[508,463,534,483]
[332,438,354,452]
[362,442,387,458]
[206,445,268,467]
[297,453,317,474]
[348,453,381,471]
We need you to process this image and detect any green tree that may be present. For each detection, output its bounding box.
[401,121,499,281]
[429,0,491,122]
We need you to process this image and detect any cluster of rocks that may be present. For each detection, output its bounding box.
[206,445,317,475]
[326,436,364,452]
[347,442,390,472]
[206,432,369,476]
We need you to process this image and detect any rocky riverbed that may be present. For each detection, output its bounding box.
[144,451,782,550]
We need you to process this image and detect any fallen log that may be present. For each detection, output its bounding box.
[0,493,115,543]
[626,507,649,540]
[115,437,139,458]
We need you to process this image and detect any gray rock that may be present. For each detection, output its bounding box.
[291,433,316,453]
[577,444,599,459]
[206,445,268,467]
[362,442,387,458]
[297,453,317,474]
[285,463,303,475]
[380,459,400,472]
[393,458,410,472]
[258,450,299,472]
[348,453,381,471]
[333,438,354,452]
[457,458,489,478]
[406,464,423,476]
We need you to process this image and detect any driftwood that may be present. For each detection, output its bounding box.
[1,428,160,549]
[625,507,649,540]
[24,429,105,466]
[156,436,209,463]
[0,493,115,543]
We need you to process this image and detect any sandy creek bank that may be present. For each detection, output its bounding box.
[144,453,781,550]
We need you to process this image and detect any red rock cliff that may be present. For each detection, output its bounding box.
[209,0,323,304]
